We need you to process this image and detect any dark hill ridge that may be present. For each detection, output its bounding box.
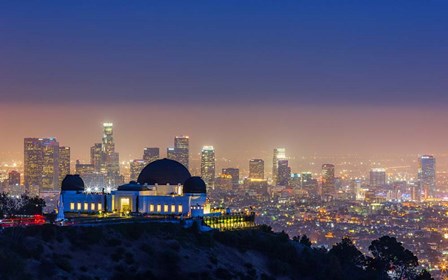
[0,223,432,280]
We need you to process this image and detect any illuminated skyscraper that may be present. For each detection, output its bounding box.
[321,164,335,197]
[277,160,291,186]
[167,148,176,160]
[58,146,71,186]
[222,168,239,188]
[418,155,436,200]
[272,148,286,185]
[369,168,386,187]
[90,143,104,173]
[249,159,264,180]
[174,136,189,169]
[143,148,159,164]
[24,137,69,191]
[201,146,215,188]
[130,159,147,181]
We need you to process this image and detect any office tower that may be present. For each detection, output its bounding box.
[301,172,313,187]
[130,159,146,181]
[321,164,335,197]
[167,148,176,160]
[201,146,215,188]
[102,123,121,185]
[418,155,436,200]
[58,146,71,186]
[370,168,386,187]
[215,174,233,191]
[249,159,264,180]
[75,161,95,174]
[174,136,189,169]
[24,138,68,191]
[290,173,301,188]
[8,170,20,186]
[411,183,421,202]
[143,148,159,164]
[222,168,240,188]
[272,148,286,185]
[277,160,291,186]
[90,143,104,173]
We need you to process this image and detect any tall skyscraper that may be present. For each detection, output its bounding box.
[102,123,121,186]
[174,136,189,169]
[167,148,176,160]
[201,146,215,188]
[222,168,239,188]
[321,164,335,197]
[143,148,159,164]
[277,160,291,186]
[370,168,386,187]
[130,159,147,181]
[90,143,104,173]
[272,148,286,185]
[418,155,436,200]
[58,146,71,186]
[24,137,69,191]
[249,159,264,179]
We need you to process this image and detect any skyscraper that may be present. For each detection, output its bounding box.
[58,146,71,186]
[321,164,335,197]
[277,160,291,186]
[249,159,264,180]
[102,123,121,186]
[201,146,215,188]
[167,148,176,160]
[369,168,386,188]
[90,143,104,173]
[272,148,286,185]
[418,155,436,200]
[24,137,69,191]
[174,136,189,169]
[143,148,159,164]
[222,168,239,188]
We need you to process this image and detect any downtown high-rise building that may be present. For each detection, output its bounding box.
[24,137,70,191]
[167,148,176,160]
[321,164,335,198]
[201,146,215,188]
[174,136,189,169]
[369,168,386,188]
[58,146,71,186]
[418,155,436,200]
[8,170,20,186]
[277,160,291,186]
[222,168,240,188]
[88,123,122,188]
[249,159,264,180]
[143,148,160,164]
[272,148,286,185]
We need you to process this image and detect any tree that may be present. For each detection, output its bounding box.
[329,237,365,268]
[299,235,312,247]
[368,236,420,279]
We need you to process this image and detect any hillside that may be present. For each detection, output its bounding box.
[0,222,431,280]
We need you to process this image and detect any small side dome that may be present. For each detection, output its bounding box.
[61,175,85,191]
[183,176,207,194]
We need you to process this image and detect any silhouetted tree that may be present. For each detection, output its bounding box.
[368,236,420,279]
[299,235,312,247]
[329,237,365,268]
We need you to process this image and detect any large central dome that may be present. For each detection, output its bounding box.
[137,158,191,185]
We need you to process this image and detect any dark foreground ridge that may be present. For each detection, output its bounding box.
[0,223,433,280]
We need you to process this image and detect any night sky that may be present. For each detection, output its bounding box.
[1,1,447,164]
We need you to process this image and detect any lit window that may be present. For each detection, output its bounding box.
[164,205,168,212]
[157,205,161,212]
[178,205,183,213]
[91,203,95,211]
[97,203,102,211]
[77,203,81,210]
[84,203,88,211]
[150,204,154,212]
[70,203,74,210]
[171,205,176,213]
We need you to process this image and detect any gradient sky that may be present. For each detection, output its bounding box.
[0,1,448,165]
